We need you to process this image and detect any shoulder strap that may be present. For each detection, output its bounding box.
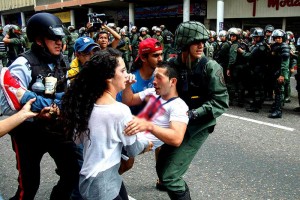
[195,56,209,74]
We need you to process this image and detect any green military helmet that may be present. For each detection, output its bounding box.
[174,21,209,51]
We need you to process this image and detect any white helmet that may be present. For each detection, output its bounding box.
[218,30,227,37]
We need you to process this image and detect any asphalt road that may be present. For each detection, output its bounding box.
[0,78,299,200]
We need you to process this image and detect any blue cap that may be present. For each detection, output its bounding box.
[74,36,99,52]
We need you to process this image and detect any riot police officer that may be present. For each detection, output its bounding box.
[264,24,275,101]
[238,27,269,113]
[0,13,80,199]
[268,29,290,118]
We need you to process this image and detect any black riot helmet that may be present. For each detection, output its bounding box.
[264,24,274,33]
[252,27,264,37]
[27,13,66,42]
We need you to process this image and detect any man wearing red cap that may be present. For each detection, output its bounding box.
[116,38,163,174]
[117,38,163,115]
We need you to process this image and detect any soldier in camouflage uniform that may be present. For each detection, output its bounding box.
[129,26,139,62]
[268,29,290,118]
[156,21,229,200]
[152,27,164,48]
[66,25,79,62]
[208,30,219,58]
[118,29,131,70]
[0,26,8,68]
[138,27,151,42]
[3,25,25,66]
[21,27,32,51]
[160,25,174,60]
[227,27,248,107]
[284,31,297,103]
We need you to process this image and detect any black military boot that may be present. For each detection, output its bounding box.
[268,94,282,118]
[268,110,282,118]
[167,184,191,200]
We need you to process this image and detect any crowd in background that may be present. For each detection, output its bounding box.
[0,14,299,200]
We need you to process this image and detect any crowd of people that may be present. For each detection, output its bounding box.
[0,11,298,200]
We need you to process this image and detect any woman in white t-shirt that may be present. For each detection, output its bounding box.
[61,48,152,200]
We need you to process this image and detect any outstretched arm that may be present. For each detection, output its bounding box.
[124,117,187,147]
[0,98,38,137]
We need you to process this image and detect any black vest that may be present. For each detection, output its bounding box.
[20,50,69,96]
[169,56,210,110]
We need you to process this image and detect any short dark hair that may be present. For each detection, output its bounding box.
[157,62,178,79]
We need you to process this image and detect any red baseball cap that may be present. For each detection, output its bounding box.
[135,38,163,62]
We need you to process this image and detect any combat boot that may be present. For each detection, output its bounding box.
[268,110,282,118]
[167,184,191,200]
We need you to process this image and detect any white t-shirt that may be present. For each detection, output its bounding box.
[80,102,148,179]
[137,88,189,149]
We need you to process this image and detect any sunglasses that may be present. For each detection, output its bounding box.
[47,35,63,41]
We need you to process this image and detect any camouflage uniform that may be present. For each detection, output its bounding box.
[0,32,8,67]
[156,21,229,200]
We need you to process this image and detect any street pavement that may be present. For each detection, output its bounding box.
[0,78,299,200]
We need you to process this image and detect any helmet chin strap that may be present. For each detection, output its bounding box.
[41,38,52,55]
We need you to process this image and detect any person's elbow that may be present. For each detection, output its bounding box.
[167,135,184,147]
[171,139,182,147]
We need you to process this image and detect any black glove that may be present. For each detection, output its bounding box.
[187,109,199,120]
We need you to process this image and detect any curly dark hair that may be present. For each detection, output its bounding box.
[60,48,122,140]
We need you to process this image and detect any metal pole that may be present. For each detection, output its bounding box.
[129,3,135,30]
[183,0,190,22]
[70,10,75,27]
[216,0,224,33]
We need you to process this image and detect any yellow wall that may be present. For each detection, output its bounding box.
[0,0,34,11]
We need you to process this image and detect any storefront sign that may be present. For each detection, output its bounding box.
[268,0,300,10]
[247,0,300,16]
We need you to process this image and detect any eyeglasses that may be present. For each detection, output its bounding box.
[151,53,163,58]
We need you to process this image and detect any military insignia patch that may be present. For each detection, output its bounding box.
[216,69,226,86]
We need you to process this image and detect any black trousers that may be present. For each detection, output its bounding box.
[9,121,80,200]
